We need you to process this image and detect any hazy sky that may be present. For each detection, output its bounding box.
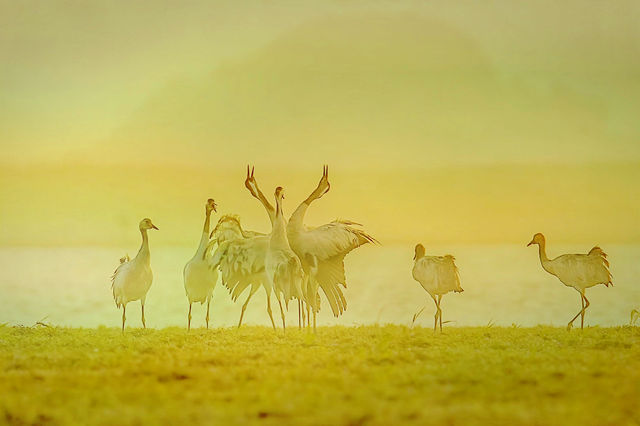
[1,1,639,245]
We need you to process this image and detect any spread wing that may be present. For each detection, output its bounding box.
[210,236,269,301]
[314,254,348,316]
[299,220,378,261]
[271,253,304,303]
[292,220,377,316]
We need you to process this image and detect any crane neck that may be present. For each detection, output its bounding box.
[137,228,150,260]
[537,240,550,267]
[256,189,276,226]
[196,209,213,260]
[289,184,323,232]
[288,201,308,231]
[271,197,289,248]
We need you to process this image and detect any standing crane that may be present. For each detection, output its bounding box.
[527,233,612,330]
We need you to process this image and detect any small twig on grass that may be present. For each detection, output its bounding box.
[411,307,425,328]
[33,315,51,328]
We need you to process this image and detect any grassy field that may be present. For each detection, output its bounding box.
[1,325,639,425]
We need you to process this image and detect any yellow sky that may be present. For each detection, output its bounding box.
[1,1,639,245]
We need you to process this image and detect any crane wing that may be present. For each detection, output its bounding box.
[442,255,463,293]
[290,220,376,316]
[588,246,613,286]
[110,255,130,307]
[550,249,613,288]
[300,220,378,261]
[413,256,462,294]
[314,254,348,316]
[210,236,269,301]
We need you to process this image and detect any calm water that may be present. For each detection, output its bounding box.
[1,245,638,328]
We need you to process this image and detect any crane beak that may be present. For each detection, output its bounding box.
[526,240,533,247]
[152,224,159,230]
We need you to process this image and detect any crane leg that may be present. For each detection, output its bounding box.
[306,303,311,328]
[298,300,302,329]
[277,297,286,332]
[141,303,146,329]
[437,295,443,332]
[313,311,317,334]
[188,302,192,332]
[265,291,276,331]
[238,286,258,328]
[581,294,590,329]
[580,295,585,329]
[432,296,439,333]
[567,291,586,330]
[206,298,211,330]
[122,304,126,333]
[301,301,307,328]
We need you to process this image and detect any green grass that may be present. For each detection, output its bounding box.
[1,325,639,425]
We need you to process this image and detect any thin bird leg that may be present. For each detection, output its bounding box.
[265,291,276,331]
[567,291,584,330]
[313,310,317,334]
[277,297,286,332]
[298,300,302,329]
[580,294,585,329]
[141,303,146,329]
[301,301,307,328]
[188,302,192,332]
[306,303,311,328]
[238,286,258,328]
[432,296,439,333]
[581,294,590,330]
[206,298,211,330]
[122,304,126,333]
[437,295,443,332]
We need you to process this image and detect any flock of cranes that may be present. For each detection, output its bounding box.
[111,166,614,333]
[112,166,377,332]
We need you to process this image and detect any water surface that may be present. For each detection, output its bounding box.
[1,245,638,328]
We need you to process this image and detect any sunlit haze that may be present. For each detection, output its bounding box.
[2,1,639,246]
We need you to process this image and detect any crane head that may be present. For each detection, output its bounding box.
[244,165,259,198]
[413,243,425,260]
[527,233,544,247]
[139,218,159,231]
[206,198,217,213]
[312,164,331,200]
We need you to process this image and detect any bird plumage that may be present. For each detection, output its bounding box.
[111,257,153,308]
[529,234,612,292]
[183,199,218,330]
[208,215,276,329]
[287,167,376,324]
[527,232,613,330]
[412,254,463,296]
[111,218,158,331]
[265,186,305,330]
[246,165,376,329]
[412,243,462,332]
